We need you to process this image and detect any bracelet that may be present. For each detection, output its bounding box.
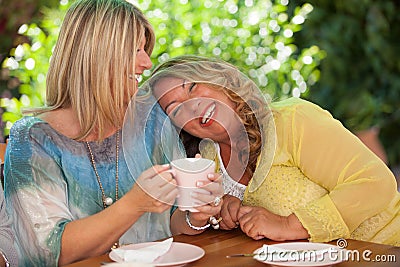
[0,250,10,267]
[185,210,210,231]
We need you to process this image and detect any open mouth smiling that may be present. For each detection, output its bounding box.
[199,103,216,127]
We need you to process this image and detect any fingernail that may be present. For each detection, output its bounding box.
[196,181,204,187]
[162,163,170,168]
[207,173,215,179]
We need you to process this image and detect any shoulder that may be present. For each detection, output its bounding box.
[8,116,63,157]
[271,97,330,113]
[9,116,47,143]
[6,117,70,180]
[268,97,345,150]
[5,117,49,185]
[7,117,47,159]
[11,116,44,129]
[271,97,335,123]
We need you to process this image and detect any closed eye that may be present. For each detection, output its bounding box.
[165,81,194,118]
[168,103,182,118]
[188,82,197,93]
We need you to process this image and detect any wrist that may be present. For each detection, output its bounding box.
[286,214,309,239]
[114,192,146,218]
[185,210,210,231]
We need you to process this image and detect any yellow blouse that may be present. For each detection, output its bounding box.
[242,98,399,246]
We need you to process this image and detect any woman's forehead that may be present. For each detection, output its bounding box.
[153,76,184,96]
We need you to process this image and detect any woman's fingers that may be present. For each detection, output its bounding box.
[134,164,178,208]
[194,204,221,215]
[191,202,222,222]
[237,205,252,220]
[189,172,223,206]
[196,173,223,192]
[140,164,171,179]
[220,195,241,229]
[191,192,214,206]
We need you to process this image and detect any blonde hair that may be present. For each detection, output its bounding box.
[27,0,154,140]
[149,55,270,177]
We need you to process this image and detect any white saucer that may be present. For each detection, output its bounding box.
[109,242,205,267]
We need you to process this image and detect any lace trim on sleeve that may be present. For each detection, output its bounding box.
[294,194,350,242]
[222,174,247,200]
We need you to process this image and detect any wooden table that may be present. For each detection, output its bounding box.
[65,228,400,266]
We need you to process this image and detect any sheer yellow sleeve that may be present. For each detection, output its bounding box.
[280,98,397,242]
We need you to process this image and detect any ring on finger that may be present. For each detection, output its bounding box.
[209,216,223,229]
[213,196,221,206]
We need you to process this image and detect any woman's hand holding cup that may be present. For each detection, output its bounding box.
[189,172,224,224]
[128,164,179,213]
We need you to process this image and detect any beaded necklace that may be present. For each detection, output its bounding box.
[85,130,120,248]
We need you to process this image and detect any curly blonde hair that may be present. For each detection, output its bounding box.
[149,55,271,177]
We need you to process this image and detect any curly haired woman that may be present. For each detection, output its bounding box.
[149,55,400,246]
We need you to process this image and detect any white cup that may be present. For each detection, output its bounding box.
[171,158,216,212]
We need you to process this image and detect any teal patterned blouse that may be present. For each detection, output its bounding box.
[4,100,184,266]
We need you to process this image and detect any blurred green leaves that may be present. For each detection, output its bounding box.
[139,0,325,99]
[293,0,400,165]
[1,5,68,135]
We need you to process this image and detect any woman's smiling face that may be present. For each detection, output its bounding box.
[153,76,242,143]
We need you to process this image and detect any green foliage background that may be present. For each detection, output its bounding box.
[290,0,400,166]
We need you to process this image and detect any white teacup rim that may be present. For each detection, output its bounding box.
[170,158,215,173]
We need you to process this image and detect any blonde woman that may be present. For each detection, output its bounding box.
[4,2,222,266]
[150,55,400,246]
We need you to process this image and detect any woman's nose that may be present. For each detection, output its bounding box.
[138,52,152,70]
[182,98,201,117]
